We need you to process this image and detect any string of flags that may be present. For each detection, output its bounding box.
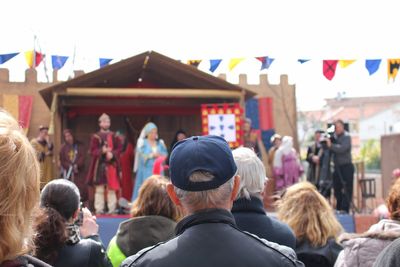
[0,50,399,82]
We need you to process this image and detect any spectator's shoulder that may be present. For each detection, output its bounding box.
[242,231,304,266]
[120,243,163,267]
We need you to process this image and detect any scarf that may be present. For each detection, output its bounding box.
[65,224,81,245]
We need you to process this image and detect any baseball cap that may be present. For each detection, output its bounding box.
[169,135,237,191]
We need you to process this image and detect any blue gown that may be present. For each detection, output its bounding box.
[132,139,167,200]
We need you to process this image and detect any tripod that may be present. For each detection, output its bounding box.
[333,162,358,214]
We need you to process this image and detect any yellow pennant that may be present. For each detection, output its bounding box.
[228,58,244,71]
[339,60,356,68]
[25,50,34,68]
[388,59,400,82]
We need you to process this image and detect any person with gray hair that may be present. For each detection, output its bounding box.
[121,135,304,267]
[231,147,296,249]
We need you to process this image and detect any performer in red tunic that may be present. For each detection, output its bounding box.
[86,113,122,214]
[59,129,87,201]
[116,130,135,201]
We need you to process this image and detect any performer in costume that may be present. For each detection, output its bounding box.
[31,125,54,188]
[132,122,167,201]
[86,113,122,214]
[59,129,87,201]
[273,136,303,192]
[116,130,135,201]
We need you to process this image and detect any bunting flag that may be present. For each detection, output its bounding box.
[99,58,113,68]
[0,52,19,65]
[256,57,275,70]
[388,59,400,82]
[339,60,356,68]
[209,59,222,73]
[25,50,44,68]
[228,58,244,71]
[1,95,33,134]
[51,55,69,70]
[365,59,382,76]
[323,60,339,81]
[298,59,310,64]
[201,103,243,148]
[187,60,202,67]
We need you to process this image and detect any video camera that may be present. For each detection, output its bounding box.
[318,125,336,146]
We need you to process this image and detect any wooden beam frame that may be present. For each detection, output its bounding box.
[65,88,242,99]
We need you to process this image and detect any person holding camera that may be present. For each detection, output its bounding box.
[326,119,354,213]
[33,179,112,267]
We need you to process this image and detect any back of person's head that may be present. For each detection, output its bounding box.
[232,147,266,200]
[387,179,400,221]
[0,109,40,263]
[33,179,80,264]
[168,135,239,213]
[277,181,343,247]
[131,175,182,221]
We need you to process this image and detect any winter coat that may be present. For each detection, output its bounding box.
[334,219,400,267]
[107,215,176,267]
[296,238,342,267]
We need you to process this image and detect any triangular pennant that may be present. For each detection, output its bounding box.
[298,59,310,64]
[339,60,356,68]
[209,59,222,73]
[51,55,69,70]
[99,58,113,68]
[187,60,202,68]
[256,57,275,70]
[25,50,44,68]
[0,52,19,64]
[388,59,400,82]
[323,60,338,81]
[228,58,244,71]
[365,59,381,76]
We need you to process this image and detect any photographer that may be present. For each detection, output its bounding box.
[326,119,354,213]
[306,130,332,198]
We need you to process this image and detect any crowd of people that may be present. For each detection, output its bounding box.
[2,108,400,267]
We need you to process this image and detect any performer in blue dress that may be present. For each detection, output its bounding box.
[132,122,167,200]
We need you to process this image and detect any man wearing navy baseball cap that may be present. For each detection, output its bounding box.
[122,136,304,267]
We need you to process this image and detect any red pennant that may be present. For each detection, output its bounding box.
[35,52,44,67]
[323,60,338,81]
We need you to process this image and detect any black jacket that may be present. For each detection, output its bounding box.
[121,209,304,267]
[295,239,342,267]
[0,255,51,267]
[54,235,111,267]
[232,197,297,249]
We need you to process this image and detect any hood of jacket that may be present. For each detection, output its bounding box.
[116,215,176,257]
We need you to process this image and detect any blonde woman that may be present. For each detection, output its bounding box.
[277,181,343,267]
[0,109,50,267]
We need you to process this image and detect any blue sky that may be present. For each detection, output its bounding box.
[1,0,399,110]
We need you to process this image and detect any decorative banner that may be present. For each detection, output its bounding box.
[209,59,222,73]
[388,59,400,82]
[228,58,244,71]
[298,59,310,64]
[25,50,44,68]
[99,58,113,68]
[187,60,202,67]
[201,103,243,148]
[0,52,19,65]
[256,57,275,70]
[51,55,69,70]
[365,59,382,76]
[2,94,33,134]
[339,60,356,68]
[323,60,339,81]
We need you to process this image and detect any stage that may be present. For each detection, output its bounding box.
[96,213,372,247]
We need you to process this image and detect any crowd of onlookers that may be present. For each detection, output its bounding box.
[2,108,400,267]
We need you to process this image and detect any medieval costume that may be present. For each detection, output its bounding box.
[132,122,167,200]
[30,126,54,188]
[86,114,122,214]
[118,134,135,201]
[60,131,87,200]
[273,136,303,192]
